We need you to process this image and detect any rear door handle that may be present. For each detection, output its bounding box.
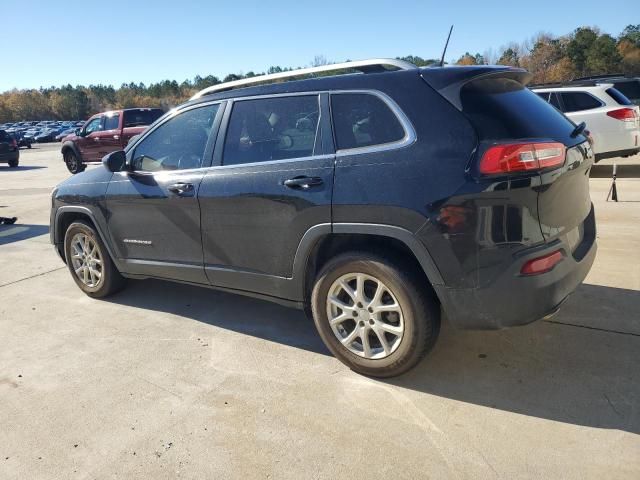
[168,182,195,196]
[283,176,323,189]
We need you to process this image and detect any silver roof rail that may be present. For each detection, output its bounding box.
[190,58,418,100]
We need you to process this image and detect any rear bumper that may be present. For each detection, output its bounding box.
[435,205,597,330]
[0,151,19,163]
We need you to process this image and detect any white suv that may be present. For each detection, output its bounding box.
[531,84,640,162]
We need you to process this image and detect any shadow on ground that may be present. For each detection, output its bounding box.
[0,166,47,172]
[0,224,49,245]
[107,278,640,434]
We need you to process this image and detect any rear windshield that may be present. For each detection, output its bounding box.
[613,81,640,104]
[460,78,579,146]
[123,109,164,128]
[0,130,11,141]
[606,88,632,106]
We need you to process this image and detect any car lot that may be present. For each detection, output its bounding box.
[1,144,639,479]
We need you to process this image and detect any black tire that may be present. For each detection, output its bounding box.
[311,252,440,378]
[8,158,19,168]
[64,149,85,174]
[63,220,127,298]
[27,143,32,149]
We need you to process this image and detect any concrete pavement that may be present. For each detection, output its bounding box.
[1,144,639,479]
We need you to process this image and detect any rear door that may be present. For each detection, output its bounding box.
[198,93,333,300]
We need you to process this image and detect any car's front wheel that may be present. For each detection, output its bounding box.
[64,150,85,174]
[311,252,440,378]
[64,220,126,298]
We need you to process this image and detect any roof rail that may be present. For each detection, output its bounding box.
[572,73,627,81]
[190,58,418,100]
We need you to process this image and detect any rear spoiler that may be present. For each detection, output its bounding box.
[420,66,532,111]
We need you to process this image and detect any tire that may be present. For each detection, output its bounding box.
[63,220,126,298]
[8,159,19,168]
[311,252,440,378]
[64,149,85,174]
[27,143,32,149]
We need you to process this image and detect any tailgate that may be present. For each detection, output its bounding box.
[537,141,594,243]
[0,141,10,154]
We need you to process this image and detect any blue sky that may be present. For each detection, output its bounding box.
[0,0,634,92]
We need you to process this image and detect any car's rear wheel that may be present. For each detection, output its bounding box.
[64,220,126,298]
[64,150,85,174]
[8,159,19,168]
[311,252,440,378]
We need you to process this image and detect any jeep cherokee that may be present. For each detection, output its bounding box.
[50,59,597,377]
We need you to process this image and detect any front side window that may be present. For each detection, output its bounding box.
[131,104,218,172]
[223,95,320,166]
[84,117,103,135]
[534,92,550,102]
[330,93,405,150]
[559,92,602,113]
[104,114,120,130]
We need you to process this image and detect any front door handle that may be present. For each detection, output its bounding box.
[168,182,195,196]
[283,176,324,189]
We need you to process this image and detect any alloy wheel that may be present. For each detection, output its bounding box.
[70,232,103,288]
[326,273,404,359]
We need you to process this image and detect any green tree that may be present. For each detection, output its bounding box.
[586,34,622,74]
[566,27,598,75]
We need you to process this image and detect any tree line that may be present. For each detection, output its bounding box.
[0,25,638,123]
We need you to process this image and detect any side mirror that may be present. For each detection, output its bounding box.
[102,150,127,172]
[75,128,82,136]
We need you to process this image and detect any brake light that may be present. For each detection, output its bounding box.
[520,250,564,276]
[10,138,17,149]
[606,108,637,122]
[479,142,565,175]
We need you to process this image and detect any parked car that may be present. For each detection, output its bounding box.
[531,84,640,161]
[11,131,33,149]
[61,108,164,173]
[50,60,597,377]
[0,129,19,167]
[56,128,76,142]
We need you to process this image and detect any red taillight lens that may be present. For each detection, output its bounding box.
[10,139,18,148]
[479,142,565,175]
[520,250,564,276]
[606,108,637,122]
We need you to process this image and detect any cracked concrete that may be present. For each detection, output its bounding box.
[1,144,639,479]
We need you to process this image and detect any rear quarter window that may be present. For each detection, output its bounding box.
[460,78,577,144]
[613,81,640,104]
[330,93,405,150]
[606,88,632,106]
[123,109,164,128]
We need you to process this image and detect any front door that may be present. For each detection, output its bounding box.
[198,94,334,300]
[76,116,104,162]
[105,103,223,284]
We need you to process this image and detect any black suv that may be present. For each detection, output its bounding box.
[50,60,597,377]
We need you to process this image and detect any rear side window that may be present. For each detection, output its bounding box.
[549,92,562,110]
[460,78,577,143]
[104,114,120,130]
[606,88,632,106]
[123,109,164,128]
[534,92,550,102]
[331,93,405,150]
[558,92,602,113]
[223,95,320,166]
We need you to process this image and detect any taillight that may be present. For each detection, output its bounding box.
[10,138,18,149]
[606,108,637,122]
[520,249,564,276]
[479,142,565,175]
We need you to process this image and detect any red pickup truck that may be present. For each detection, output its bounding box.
[61,108,164,173]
